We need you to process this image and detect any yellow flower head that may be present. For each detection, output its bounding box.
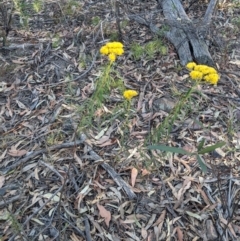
[189,70,203,80]
[106,42,113,48]
[106,42,123,48]
[123,90,138,101]
[108,53,116,62]
[108,47,114,54]
[114,48,124,55]
[194,65,206,72]
[100,46,109,55]
[113,42,120,48]
[186,62,219,85]
[203,67,217,75]
[186,62,197,70]
[100,42,124,61]
[204,73,219,85]
[114,42,123,48]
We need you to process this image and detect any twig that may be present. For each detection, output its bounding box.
[115,1,123,42]
[87,148,137,200]
[39,160,64,182]
[0,43,40,50]
[199,0,219,37]
[0,138,85,175]
[81,133,137,200]
[8,185,64,241]
[32,207,58,240]
[0,195,27,240]
[202,0,219,27]
[24,186,63,226]
[47,52,98,86]
[202,91,240,102]
[56,163,72,240]
[61,215,86,238]
[0,194,21,208]
[84,215,93,241]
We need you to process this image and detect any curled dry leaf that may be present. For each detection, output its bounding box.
[153,209,166,227]
[125,231,140,241]
[70,232,82,241]
[74,151,83,167]
[0,149,7,161]
[8,146,28,157]
[97,203,111,227]
[131,167,138,187]
[141,227,148,239]
[0,81,7,92]
[145,213,157,230]
[97,138,117,147]
[220,217,237,238]
[176,226,183,241]
[141,168,150,176]
[177,179,191,200]
[229,60,240,67]
[0,176,5,188]
[95,135,110,145]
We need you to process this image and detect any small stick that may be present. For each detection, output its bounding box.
[84,216,93,241]
[115,1,123,42]
[1,138,85,175]
[8,185,64,241]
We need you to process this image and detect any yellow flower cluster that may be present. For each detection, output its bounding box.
[123,90,138,101]
[186,62,219,85]
[100,42,124,62]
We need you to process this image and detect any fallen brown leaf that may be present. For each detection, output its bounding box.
[131,167,138,187]
[177,179,191,200]
[8,146,27,157]
[176,226,183,241]
[141,168,150,176]
[97,203,111,227]
[0,176,5,188]
[141,227,148,239]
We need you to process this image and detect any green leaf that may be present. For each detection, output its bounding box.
[198,141,225,154]
[197,155,207,173]
[197,138,205,152]
[148,145,191,155]
[186,211,202,221]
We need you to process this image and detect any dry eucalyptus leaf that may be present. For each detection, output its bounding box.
[97,203,111,227]
[176,226,183,241]
[0,176,5,188]
[131,167,138,187]
[8,146,27,157]
[141,227,148,239]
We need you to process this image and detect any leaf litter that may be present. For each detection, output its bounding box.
[0,0,240,240]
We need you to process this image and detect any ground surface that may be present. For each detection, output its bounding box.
[0,0,240,240]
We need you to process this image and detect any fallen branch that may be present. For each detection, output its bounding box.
[0,194,21,208]
[127,0,218,66]
[8,185,66,241]
[86,148,137,200]
[0,138,86,175]
[1,134,137,200]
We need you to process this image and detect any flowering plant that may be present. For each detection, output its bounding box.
[186,62,219,85]
[100,41,124,62]
[123,90,138,101]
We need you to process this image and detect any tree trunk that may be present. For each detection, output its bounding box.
[128,0,219,67]
[159,0,218,67]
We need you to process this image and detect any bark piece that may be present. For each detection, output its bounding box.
[206,219,218,240]
[160,0,215,66]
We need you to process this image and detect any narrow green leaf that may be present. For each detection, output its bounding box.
[197,138,205,152]
[186,211,202,221]
[148,145,191,155]
[197,155,207,173]
[198,141,225,154]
